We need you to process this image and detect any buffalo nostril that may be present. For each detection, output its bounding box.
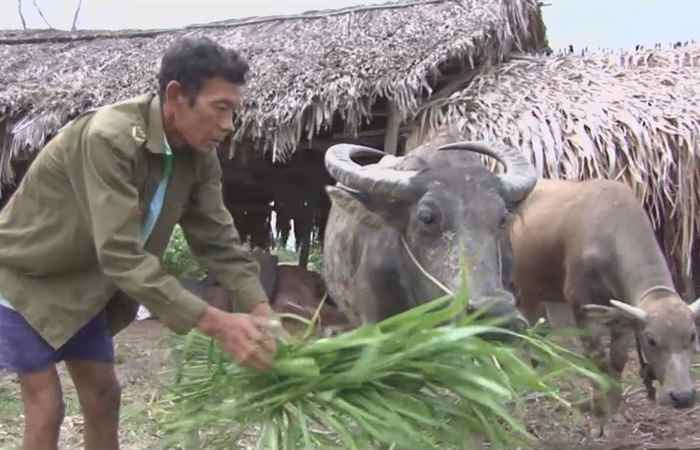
[670,390,697,409]
[472,293,516,316]
[471,296,529,342]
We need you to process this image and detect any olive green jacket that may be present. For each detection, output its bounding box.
[0,93,268,349]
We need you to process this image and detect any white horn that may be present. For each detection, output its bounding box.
[689,297,700,317]
[610,299,648,323]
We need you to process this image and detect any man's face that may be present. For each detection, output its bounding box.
[171,76,242,153]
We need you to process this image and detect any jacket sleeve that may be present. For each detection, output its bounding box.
[67,126,208,334]
[178,152,269,313]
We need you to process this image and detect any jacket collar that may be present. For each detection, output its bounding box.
[145,94,166,155]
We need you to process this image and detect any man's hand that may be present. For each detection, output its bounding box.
[196,305,277,371]
[250,302,273,318]
[249,301,293,342]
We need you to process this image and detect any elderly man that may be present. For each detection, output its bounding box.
[0,36,277,450]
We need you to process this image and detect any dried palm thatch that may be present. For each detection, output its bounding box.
[414,42,700,280]
[0,0,546,191]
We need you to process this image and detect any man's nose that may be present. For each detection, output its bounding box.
[219,121,233,135]
[218,112,234,134]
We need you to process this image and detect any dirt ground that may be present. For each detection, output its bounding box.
[523,303,700,450]
[523,354,700,450]
[1,319,700,450]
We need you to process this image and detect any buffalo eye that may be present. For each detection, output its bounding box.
[498,214,509,229]
[647,335,657,347]
[417,208,435,225]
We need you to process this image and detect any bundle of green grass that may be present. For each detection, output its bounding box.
[158,279,604,450]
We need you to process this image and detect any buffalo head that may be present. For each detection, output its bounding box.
[585,292,700,409]
[322,134,537,329]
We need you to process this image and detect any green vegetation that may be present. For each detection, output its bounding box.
[162,225,206,279]
[157,270,605,450]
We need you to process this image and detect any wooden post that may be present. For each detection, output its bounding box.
[691,242,700,301]
[383,101,401,155]
[296,203,312,269]
[299,235,310,269]
[404,120,427,153]
[662,217,695,301]
[661,219,681,292]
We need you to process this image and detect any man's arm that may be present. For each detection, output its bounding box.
[178,151,271,314]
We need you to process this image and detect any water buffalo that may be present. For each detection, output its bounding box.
[179,255,350,335]
[509,178,700,437]
[269,263,351,334]
[321,133,538,329]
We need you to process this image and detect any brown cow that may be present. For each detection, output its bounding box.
[508,178,700,437]
[267,263,351,336]
[181,259,350,337]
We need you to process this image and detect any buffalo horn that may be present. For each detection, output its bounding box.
[610,299,649,323]
[689,297,700,317]
[437,141,537,204]
[324,144,418,199]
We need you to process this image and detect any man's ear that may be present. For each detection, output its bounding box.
[325,185,411,231]
[164,80,191,107]
[164,80,181,101]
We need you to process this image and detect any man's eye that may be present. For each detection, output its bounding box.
[213,103,231,112]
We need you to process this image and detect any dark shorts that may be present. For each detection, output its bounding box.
[0,305,114,374]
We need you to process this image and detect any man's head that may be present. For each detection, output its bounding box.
[158,36,249,153]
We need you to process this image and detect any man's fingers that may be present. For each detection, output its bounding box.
[214,314,280,371]
[245,318,266,343]
[248,334,275,367]
[258,334,277,354]
[233,340,255,363]
[233,343,266,371]
[231,333,275,371]
[252,316,279,339]
[246,317,278,351]
[252,351,273,370]
[242,345,273,371]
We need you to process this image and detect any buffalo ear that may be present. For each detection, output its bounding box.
[689,298,700,352]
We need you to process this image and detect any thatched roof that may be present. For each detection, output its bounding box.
[0,0,546,188]
[414,42,700,277]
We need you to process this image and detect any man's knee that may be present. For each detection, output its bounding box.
[20,373,66,431]
[27,396,65,431]
[66,360,122,419]
[82,380,122,418]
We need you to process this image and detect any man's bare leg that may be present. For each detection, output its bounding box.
[18,365,64,450]
[66,360,121,450]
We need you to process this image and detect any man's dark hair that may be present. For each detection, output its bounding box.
[158,36,249,102]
